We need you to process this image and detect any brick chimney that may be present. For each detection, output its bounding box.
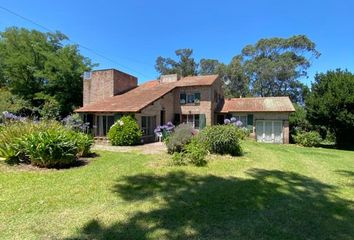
[83,69,137,106]
[159,74,179,84]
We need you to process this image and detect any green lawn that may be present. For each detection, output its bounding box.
[0,141,353,240]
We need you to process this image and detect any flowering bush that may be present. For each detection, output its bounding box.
[2,111,27,122]
[108,115,142,146]
[154,121,175,140]
[62,114,90,133]
[165,123,195,153]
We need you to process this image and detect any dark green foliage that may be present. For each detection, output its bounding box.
[306,69,354,148]
[22,129,78,168]
[293,131,322,147]
[241,35,318,104]
[0,88,31,118]
[170,138,208,166]
[0,121,93,167]
[289,104,312,142]
[0,27,95,117]
[171,152,187,166]
[155,49,198,77]
[70,132,94,157]
[154,35,318,102]
[108,116,142,146]
[165,123,195,153]
[198,125,243,156]
[184,138,208,166]
[0,121,59,162]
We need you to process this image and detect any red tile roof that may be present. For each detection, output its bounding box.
[219,97,295,113]
[75,75,219,113]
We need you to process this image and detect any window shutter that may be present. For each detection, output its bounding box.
[199,114,206,129]
[174,114,180,125]
[247,114,254,125]
[180,93,186,104]
[194,92,200,100]
[247,114,254,132]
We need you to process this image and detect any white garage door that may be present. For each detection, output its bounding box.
[256,120,283,143]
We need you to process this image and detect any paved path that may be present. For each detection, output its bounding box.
[92,142,166,154]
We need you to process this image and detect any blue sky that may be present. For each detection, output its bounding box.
[0,0,353,85]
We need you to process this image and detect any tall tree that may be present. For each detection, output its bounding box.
[222,56,250,98]
[199,59,221,75]
[155,48,198,77]
[241,35,320,104]
[0,27,95,117]
[306,69,354,149]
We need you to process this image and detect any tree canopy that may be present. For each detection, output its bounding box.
[155,49,198,77]
[241,35,319,104]
[306,69,354,148]
[154,35,319,103]
[0,27,95,117]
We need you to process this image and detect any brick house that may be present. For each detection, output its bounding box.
[75,69,295,144]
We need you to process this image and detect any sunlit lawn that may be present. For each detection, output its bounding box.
[0,141,353,239]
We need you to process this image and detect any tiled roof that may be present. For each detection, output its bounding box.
[219,97,295,113]
[75,75,219,113]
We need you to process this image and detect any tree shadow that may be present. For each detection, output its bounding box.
[68,169,354,240]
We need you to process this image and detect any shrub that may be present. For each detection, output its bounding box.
[184,138,208,166]
[171,152,187,166]
[62,113,90,133]
[108,116,142,146]
[69,131,94,157]
[166,123,195,153]
[22,129,78,168]
[0,121,93,167]
[0,121,54,162]
[293,130,322,147]
[198,125,243,156]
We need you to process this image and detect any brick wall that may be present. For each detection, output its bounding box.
[83,69,137,106]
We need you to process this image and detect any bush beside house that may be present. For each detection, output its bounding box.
[108,115,142,146]
[167,123,244,166]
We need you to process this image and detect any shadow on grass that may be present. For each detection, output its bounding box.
[68,169,354,240]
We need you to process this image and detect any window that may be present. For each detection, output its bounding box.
[95,115,115,136]
[180,92,200,105]
[232,115,248,127]
[187,94,195,104]
[180,93,186,104]
[141,116,156,136]
[181,114,200,128]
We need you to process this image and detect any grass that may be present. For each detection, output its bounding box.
[0,141,353,239]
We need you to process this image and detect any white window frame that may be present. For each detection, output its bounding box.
[181,114,200,128]
[256,120,283,143]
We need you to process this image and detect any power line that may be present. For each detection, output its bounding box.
[0,5,153,78]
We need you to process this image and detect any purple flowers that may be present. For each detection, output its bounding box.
[224,117,243,127]
[2,111,27,122]
[62,114,90,132]
[224,119,231,124]
[154,121,175,134]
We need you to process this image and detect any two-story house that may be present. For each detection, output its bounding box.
[75,69,295,143]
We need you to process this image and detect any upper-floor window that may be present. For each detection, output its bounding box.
[180,92,200,105]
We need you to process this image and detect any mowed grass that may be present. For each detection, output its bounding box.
[0,141,353,240]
